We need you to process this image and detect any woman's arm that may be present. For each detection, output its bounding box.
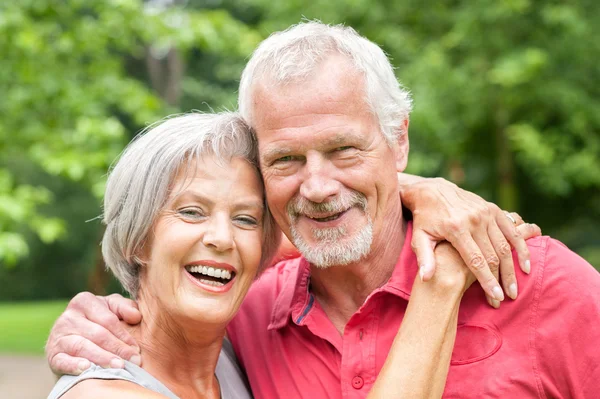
[367,243,474,399]
[398,173,540,307]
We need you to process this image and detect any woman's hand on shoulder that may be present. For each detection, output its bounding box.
[398,173,541,307]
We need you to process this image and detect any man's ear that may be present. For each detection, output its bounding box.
[394,119,410,172]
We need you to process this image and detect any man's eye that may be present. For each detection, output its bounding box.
[276,155,294,163]
[335,146,353,152]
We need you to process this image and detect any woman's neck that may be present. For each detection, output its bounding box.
[130,292,225,399]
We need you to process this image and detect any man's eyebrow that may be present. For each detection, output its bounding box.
[261,147,293,161]
[261,131,364,161]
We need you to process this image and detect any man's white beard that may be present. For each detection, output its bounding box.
[290,218,373,268]
[286,190,373,268]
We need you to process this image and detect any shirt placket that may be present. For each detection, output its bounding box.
[340,296,380,399]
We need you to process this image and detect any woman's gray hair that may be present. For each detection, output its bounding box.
[238,21,413,144]
[101,112,280,298]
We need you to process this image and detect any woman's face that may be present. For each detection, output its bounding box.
[140,155,265,328]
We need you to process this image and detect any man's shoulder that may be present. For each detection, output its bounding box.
[529,235,600,293]
[523,235,600,329]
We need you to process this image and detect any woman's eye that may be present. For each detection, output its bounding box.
[178,208,205,219]
[234,215,259,227]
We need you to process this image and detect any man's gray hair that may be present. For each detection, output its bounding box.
[101,112,280,298]
[238,21,413,143]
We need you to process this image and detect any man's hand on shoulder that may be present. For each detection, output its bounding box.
[398,174,541,308]
[46,292,142,376]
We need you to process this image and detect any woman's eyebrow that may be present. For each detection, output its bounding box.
[233,198,265,213]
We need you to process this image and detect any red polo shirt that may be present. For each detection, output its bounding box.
[227,224,600,398]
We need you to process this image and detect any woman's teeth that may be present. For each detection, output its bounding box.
[185,265,233,282]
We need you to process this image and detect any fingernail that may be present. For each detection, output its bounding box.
[419,265,427,282]
[492,286,505,301]
[130,355,142,366]
[508,283,518,300]
[132,345,141,353]
[486,296,500,309]
[110,358,125,369]
[78,360,90,373]
[523,260,531,274]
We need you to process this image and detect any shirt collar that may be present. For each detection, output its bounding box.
[268,222,418,330]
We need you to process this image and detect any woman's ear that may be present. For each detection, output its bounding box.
[394,119,410,172]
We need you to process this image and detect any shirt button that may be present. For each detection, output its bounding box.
[352,376,364,389]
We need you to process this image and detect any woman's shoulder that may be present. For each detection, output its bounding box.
[48,362,178,399]
[60,378,169,399]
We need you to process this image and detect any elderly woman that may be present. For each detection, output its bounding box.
[47,112,517,398]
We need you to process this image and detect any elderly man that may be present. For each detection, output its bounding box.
[47,22,600,398]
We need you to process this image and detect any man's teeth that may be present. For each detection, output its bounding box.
[310,212,342,222]
[185,265,233,281]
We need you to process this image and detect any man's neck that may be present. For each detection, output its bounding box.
[310,207,407,333]
[130,293,223,399]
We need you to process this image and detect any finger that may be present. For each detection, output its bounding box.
[104,294,142,325]
[497,211,531,275]
[49,353,92,376]
[471,228,504,304]
[517,223,542,240]
[486,296,501,309]
[411,228,437,281]
[488,224,518,300]
[55,334,130,369]
[56,316,141,364]
[76,295,140,350]
[446,231,504,302]
[509,212,524,225]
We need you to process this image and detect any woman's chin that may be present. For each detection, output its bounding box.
[181,303,238,328]
[176,289,242,327]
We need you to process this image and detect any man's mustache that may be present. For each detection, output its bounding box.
[287,191,367,218]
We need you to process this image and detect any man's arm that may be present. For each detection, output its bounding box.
[398,173,541,306]
[46,293,142,375]
[368,243,473,398]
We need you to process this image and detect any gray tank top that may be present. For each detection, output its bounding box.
[48,339,252,399]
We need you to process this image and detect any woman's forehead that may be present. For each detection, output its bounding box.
[169,155,265,201]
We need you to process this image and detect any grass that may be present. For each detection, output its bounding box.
[0,300,68,355]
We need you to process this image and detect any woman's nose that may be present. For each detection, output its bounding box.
[202,215,234,252]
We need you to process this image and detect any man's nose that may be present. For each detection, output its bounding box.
[202,214,234,252]
[299,154,341,203]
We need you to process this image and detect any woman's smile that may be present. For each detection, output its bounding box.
[183,260,237,293]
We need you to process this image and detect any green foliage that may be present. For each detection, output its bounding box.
[0,300,68,354]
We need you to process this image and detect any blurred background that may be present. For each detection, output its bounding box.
[1,0,599,396]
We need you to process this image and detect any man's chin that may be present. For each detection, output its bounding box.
[292,230,373,269]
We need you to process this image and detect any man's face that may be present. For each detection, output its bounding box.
[251,55,409,268]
